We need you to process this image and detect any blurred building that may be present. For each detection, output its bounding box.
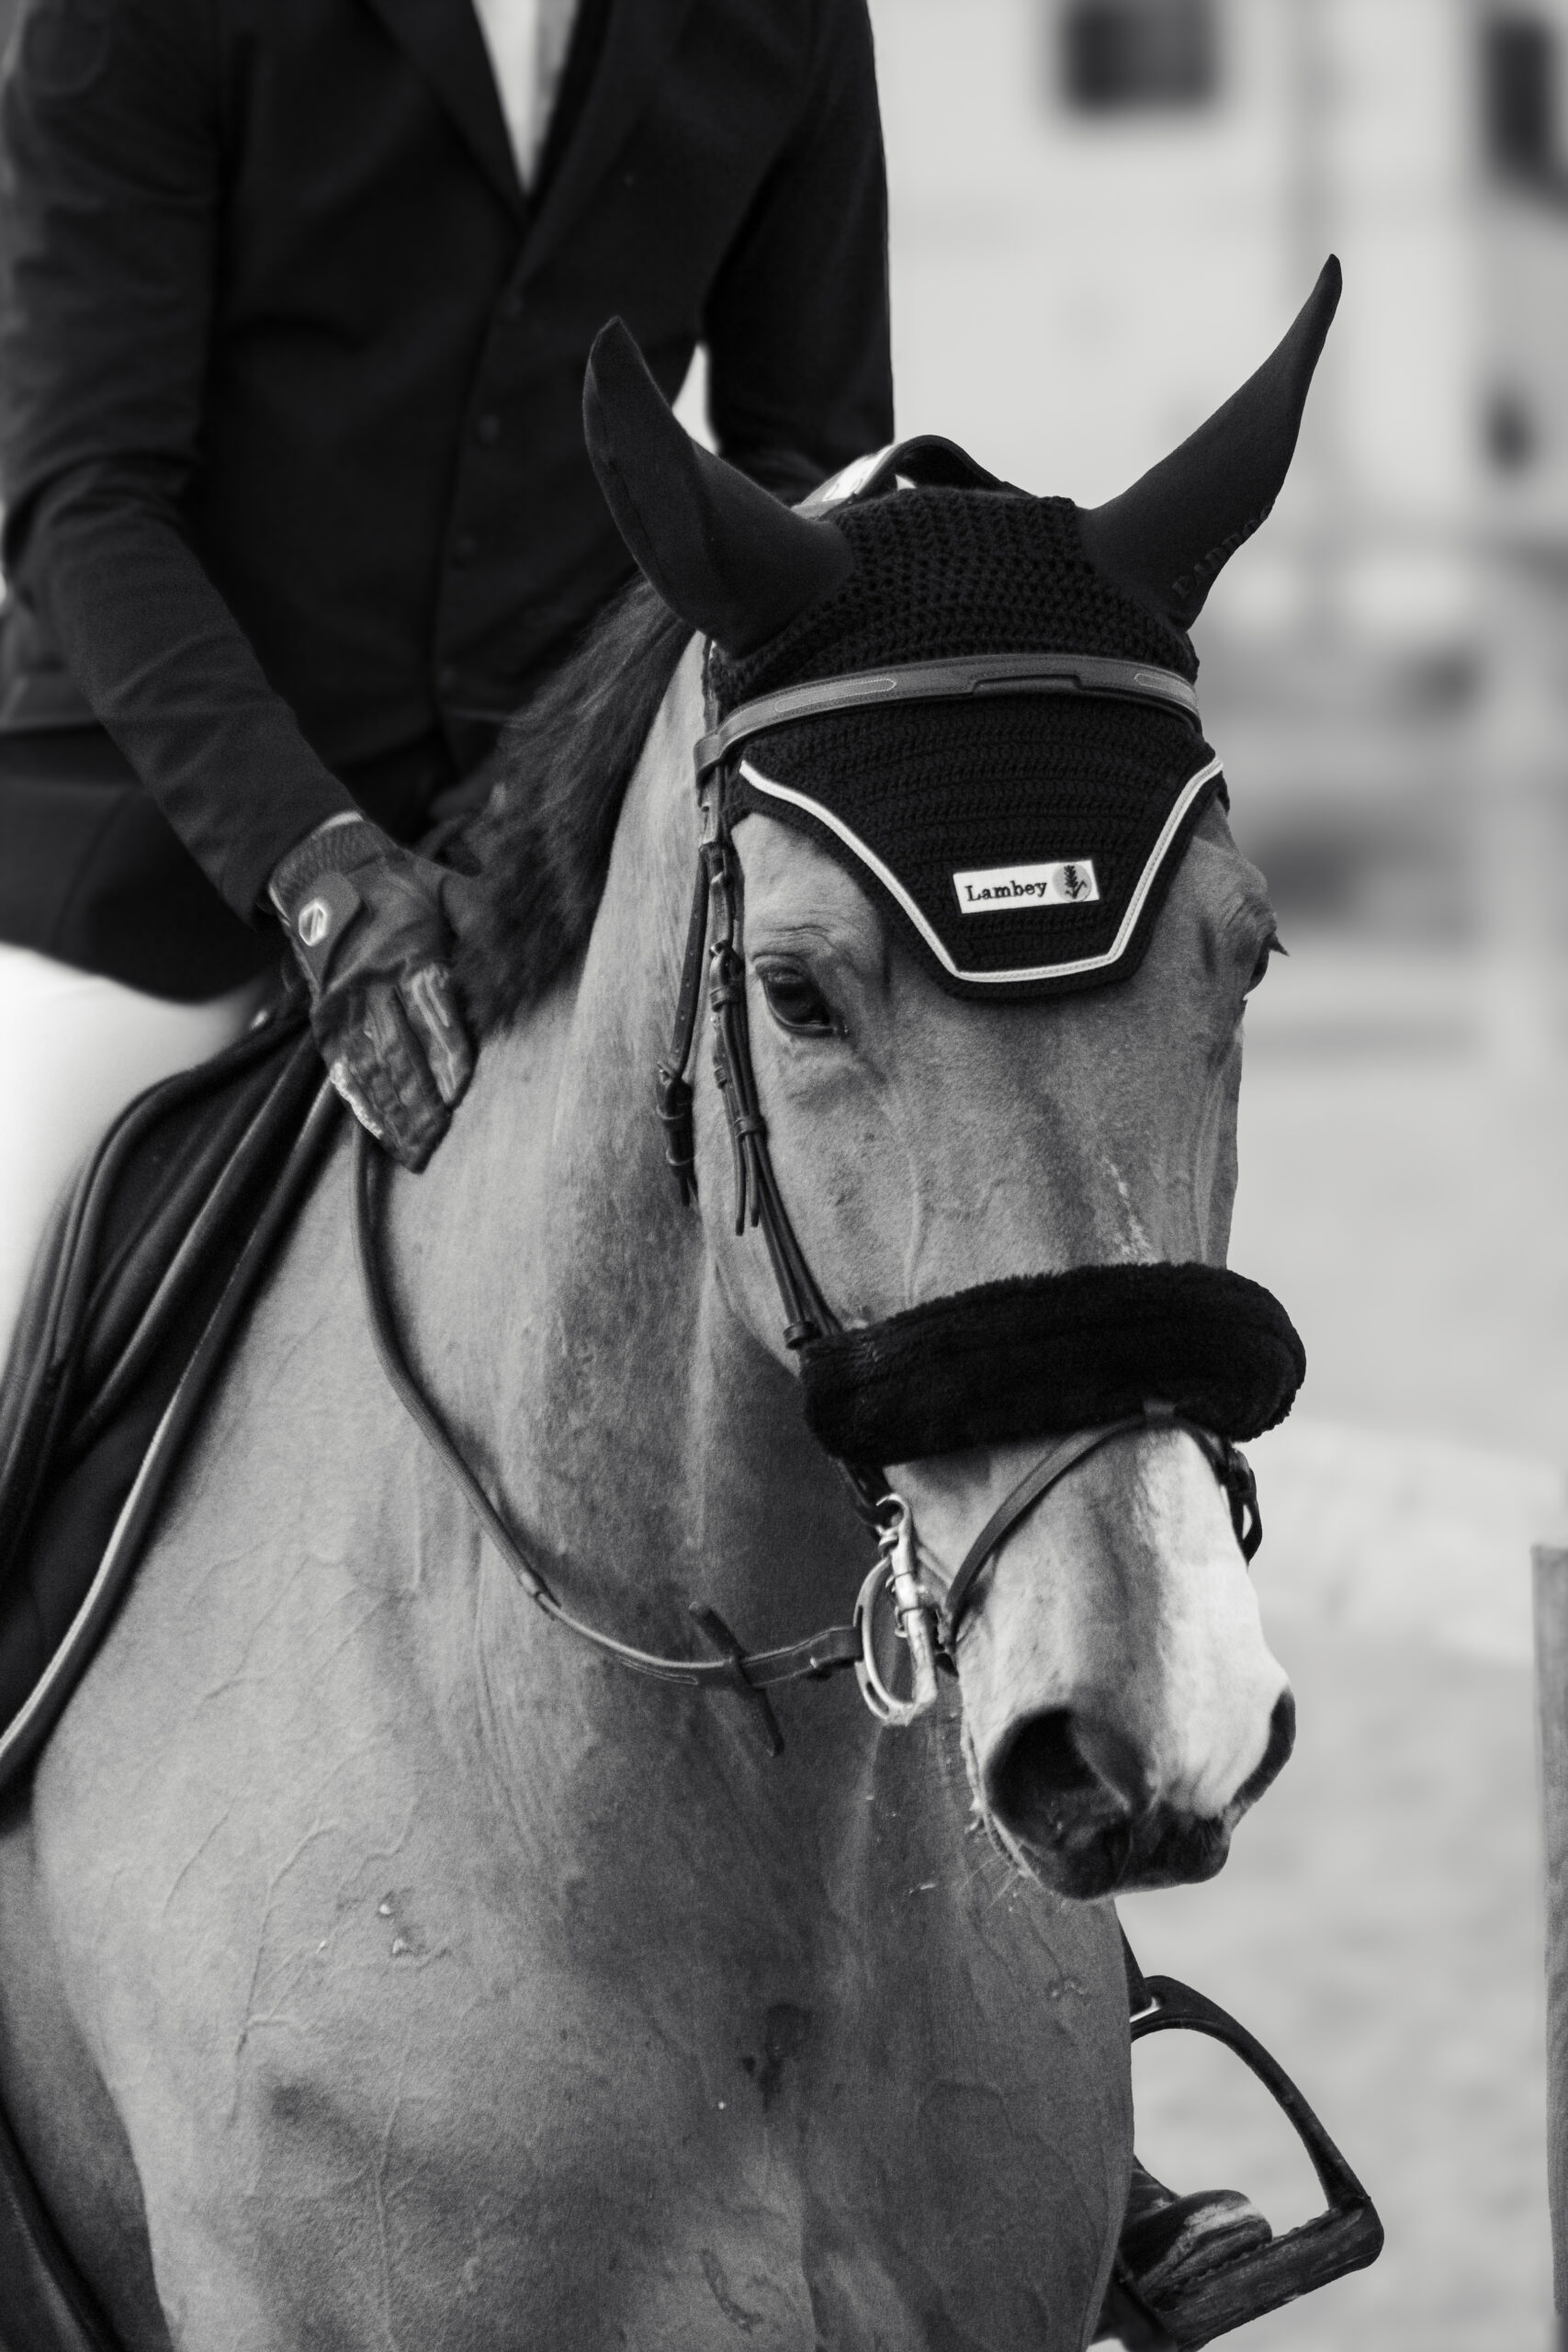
[868,0,1568,968]
[1483,5,1568,544]
[872,0,1568,632]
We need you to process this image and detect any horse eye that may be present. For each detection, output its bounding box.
[759,963,839,1036]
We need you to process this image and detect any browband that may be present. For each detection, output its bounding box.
[798,1262,1304,1465]
[694,650,1201,782]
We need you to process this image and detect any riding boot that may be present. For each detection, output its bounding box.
[1092,2155,1274,2341]
[1118,2155,1272,2301]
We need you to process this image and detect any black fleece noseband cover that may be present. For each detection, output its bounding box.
[798,1262,1304,1464]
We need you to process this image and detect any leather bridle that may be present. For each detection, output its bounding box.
[357,647,1263,1752]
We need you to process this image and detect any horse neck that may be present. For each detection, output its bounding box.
[391,650,871,1807]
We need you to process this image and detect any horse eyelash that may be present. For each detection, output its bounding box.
[1249,931,1285,989]
[757,961,843,1038]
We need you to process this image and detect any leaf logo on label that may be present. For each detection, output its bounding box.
[952,859,1100,913]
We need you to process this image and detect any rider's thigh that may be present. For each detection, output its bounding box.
[0,943,265,1364]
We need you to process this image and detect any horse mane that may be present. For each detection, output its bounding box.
[456,578,692,1035]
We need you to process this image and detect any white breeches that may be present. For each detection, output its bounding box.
[0,944,265,1373]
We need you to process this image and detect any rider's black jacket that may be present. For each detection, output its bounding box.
[0,0,892,996]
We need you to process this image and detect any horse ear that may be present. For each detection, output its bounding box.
[1077,257,1342,628]
[583,319,853,655]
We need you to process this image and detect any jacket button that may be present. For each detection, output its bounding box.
[451,533,477,566]
[475,413,501,446]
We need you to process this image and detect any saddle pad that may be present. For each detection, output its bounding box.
[0,991,331,1782]
[0,2093,118,2352]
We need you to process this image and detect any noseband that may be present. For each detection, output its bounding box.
[359,648,1301,1752]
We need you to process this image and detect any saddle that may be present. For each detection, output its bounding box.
[0,985,341,1788]
[0,986,347,2349]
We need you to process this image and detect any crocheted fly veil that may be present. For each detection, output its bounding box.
[716,487,1205,999]
[582,256,1340,1007]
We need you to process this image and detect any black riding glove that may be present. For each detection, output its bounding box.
[269,817,475,1171]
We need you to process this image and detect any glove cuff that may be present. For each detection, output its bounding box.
[269,815,391,918]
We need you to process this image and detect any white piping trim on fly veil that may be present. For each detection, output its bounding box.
[735,752,1225,988]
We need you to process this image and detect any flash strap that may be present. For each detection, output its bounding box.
[694,650,1201,782]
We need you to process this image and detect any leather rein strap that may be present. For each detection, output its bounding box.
[354,1132,860,1752]
[355,1128,1258,1746]
[356,1144,1259,1720]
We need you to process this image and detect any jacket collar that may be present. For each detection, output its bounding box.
[359,0,525,223]
[360,0,700,263]
[518,0,699,285]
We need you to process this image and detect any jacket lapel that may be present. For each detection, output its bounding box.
[359,0,525,224]
[519,0,699,286]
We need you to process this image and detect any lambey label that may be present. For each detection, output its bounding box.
[952,858,1100,912]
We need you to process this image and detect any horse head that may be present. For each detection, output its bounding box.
[579,266,1338,1903]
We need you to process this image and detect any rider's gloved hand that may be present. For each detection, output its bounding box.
[269,814,474,1171]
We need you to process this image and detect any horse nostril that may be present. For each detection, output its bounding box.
[1233,1686,1296,1815]
[1070,1713,1158,1816]
[987,1706,1155,1848]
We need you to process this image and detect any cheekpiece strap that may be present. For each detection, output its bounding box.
[694,650,1201,783]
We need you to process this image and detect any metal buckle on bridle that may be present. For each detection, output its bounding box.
[853,1497,943,1725]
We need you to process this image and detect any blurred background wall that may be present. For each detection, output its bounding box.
[868,0,1568,1050]
[857,3,1568,2344]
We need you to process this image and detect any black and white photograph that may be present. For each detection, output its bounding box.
[0,0,1559,2345]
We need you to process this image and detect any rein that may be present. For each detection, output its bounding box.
[358,645,1273,1751]
[354,1127,1255,1752]
[354,1133,856,1753]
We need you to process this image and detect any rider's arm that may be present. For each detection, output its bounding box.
[700,0,894,502]
[0,0,356,923]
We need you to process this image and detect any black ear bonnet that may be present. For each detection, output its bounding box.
[582,279,1337,1480]
[711,485,1215,1002]
[585,259,1339,1009]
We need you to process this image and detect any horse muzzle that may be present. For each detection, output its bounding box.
[931,1409,1297,1896]
[976,1685,1298,1900]
[805,1261,1301,1757]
